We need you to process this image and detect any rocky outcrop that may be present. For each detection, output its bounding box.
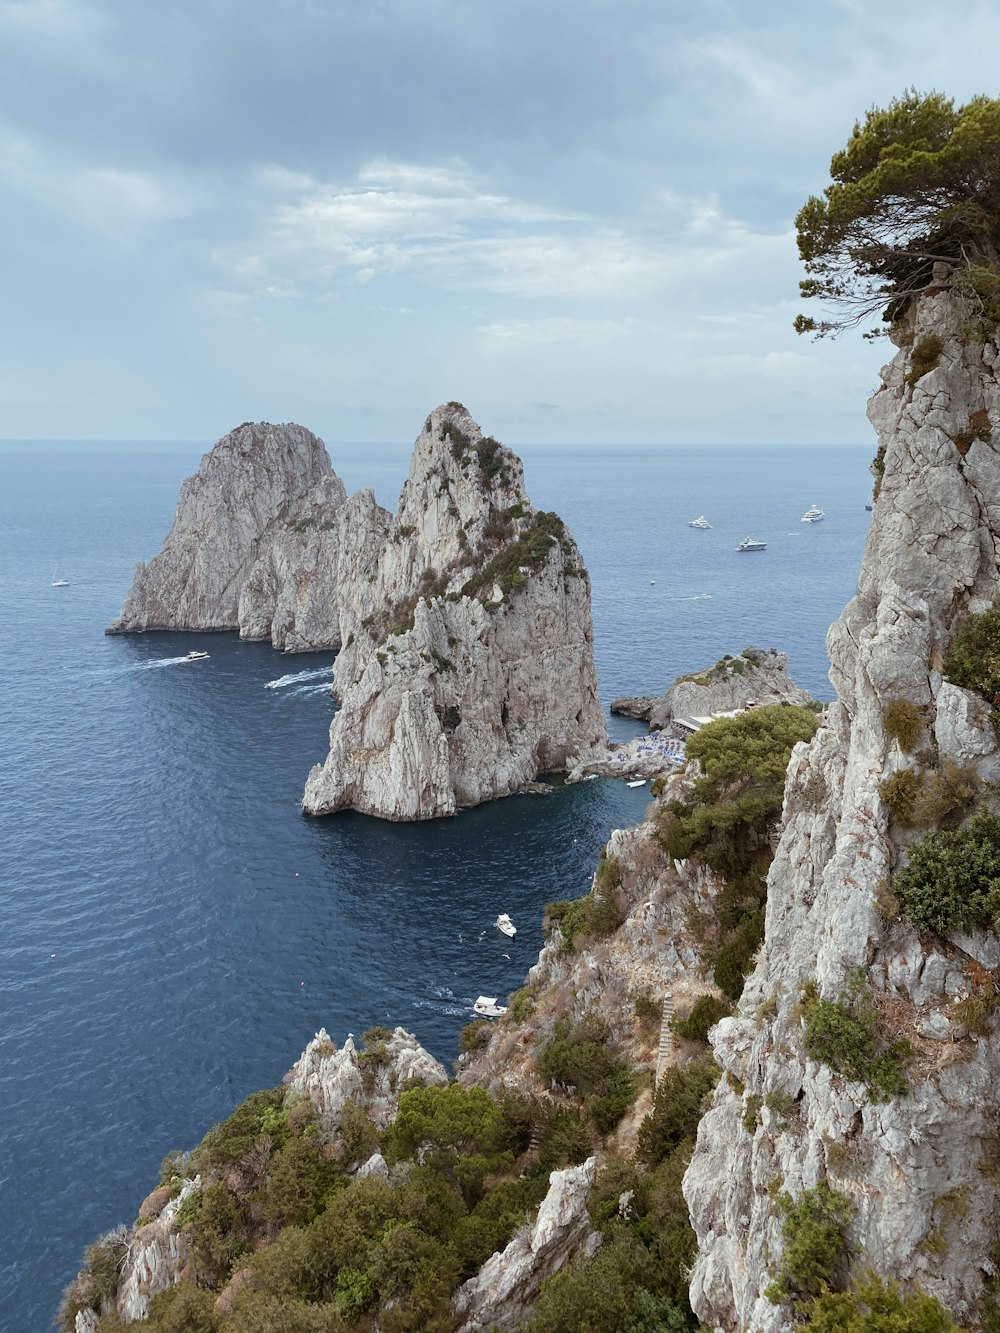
[114,1179,199,1322]
[612,648,811,730]
[303,404,607,820]
[107,422,347,651]
[453,1156,600,1332]
[284,1025,448,1135]
[685,277,1000,1329]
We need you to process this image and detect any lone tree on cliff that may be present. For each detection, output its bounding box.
[795,90,1000,337]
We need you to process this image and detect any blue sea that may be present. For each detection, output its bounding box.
[0,439,872,1330]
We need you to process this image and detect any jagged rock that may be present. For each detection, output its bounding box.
[284,1026,448,1134]
[453,1156,599,1332]
[355,1151,389,1179]
[114,1176,200,1322]
[303,404,607,820]
[684,281,1000,1330]
[612,649,811,729]
[107,422,347,651]
[74,1312,99,1333]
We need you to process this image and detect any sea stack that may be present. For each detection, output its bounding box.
[684,274,1000,1327]
[302,403,607,821]
[106,422,347,652]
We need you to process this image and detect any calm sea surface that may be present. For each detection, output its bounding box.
[0,439,872,1329]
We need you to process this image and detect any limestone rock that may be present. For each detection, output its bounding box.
[284,1026,448,1134]
[612,648,811,729]
[107,422,347,651]
[684,284,1000,1330]
[114,1176,200,1322]
[303,404,607,820]
[453,1156,599,1332]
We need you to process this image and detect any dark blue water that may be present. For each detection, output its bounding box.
[0,439,872,1330]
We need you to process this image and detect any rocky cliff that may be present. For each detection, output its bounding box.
[684,276,1000,1329]
[611,648,811,729]
[107,422,347,652]
[303,403,607,821]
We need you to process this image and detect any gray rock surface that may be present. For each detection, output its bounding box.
[303,403,607,820]
[453,1156,599,1332]
[284,1025,448,1135]
[684,279,1000,1330]
[612,649,811,729]
[114,1177,200,1322]
[107,421,347,651]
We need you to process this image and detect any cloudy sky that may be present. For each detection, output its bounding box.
[2,0,998,444]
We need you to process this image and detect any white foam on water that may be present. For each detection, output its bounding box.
[141,656,195,670]
[265,667,332,690]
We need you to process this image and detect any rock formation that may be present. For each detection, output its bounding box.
[106,422,347,652]
[611,648,811,730]
[684,276,1000,1329]
[303,403,607,820]
[453,1157,600,1332]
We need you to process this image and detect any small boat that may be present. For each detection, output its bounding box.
[736,537,766,552]
[496,913,517,938]
[865,502,873,511]
[800,504,824,523]
[51,567,69,587]
[688,516,711,529]
[627,778,647,788]
[473,996,507,1018]
[186,651,210,660]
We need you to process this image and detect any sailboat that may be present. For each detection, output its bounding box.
[51,567,69,587]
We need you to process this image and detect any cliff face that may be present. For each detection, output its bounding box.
[107,422,347,651]
[303,404,607,821]
[685,280,1000,1329]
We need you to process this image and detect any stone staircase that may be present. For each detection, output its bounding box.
[655,992,675,1087]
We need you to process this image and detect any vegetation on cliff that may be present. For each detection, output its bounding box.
[794,91,1000,337]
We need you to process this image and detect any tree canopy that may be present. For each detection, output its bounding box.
[795,90,1000,337]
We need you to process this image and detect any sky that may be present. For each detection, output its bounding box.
[2,0,999,445]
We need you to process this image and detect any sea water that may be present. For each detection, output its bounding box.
[0,439,872,1329]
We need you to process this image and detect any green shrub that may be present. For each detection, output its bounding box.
[893,807,1000,934]
[882,699,924,751]
[545,854,624,953]
[192,1087,288,1174]
[634,994,663,1027]
[906,333,944,387]
[801,979,910,1101]
[337,1098,378,1165]
[262,1133,340,1228]
[765,1183,852,1308]
[637,1055,718,1166]
[460,510,567,603]
[909,761,980,829]
[458,1019,492,1054]
[536,1015,615,1095]
[878,768,922,825]
[145,1284,219,1332]
[389,1083,505,1162]
[944,601,1000,711]
[804,1271,960,1331]
[713,911,765,1001]
[671,994,732,1043]
[586,1063,637,1133]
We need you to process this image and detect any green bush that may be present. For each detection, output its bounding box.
[458,1018,492,1054]
[801,979,910,1101]
[145,1284,219,1332]
[587,1063,637,1133]
[893,807,1000,934]
[906,333,944,387]
[545,854,624,953]
[508,984,539,1021]
[944,601,1000,711]
[536,1015,615,1095]
[909,761,981,830]
[634,994,663,1026]
[804,1271,960,1331]
[671,994,732,1042]
[882,699,924,751]
[878,768,922,825]
[192,1087,288,1174]
[765,1183,852,1308]
[637,1055,718,1166]
[713,911,765,1001]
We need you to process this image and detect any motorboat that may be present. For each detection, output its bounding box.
[51,567,69,587]
[736,537,766,552]
[627,778,647,788]
[496,913,517,938]
[186,651,210,660]
[800,504,824,523]
[473,996,508,1018]
[688,516,711,529]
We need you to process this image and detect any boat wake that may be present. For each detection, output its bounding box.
[140,656,200,670]
[265,667,332,690]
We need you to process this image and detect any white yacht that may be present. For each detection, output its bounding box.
[800,504,824,523]
[495,913,516,938]
[473,996,508,1018]
[186,651,210,660]
[736,537,767,552]
[688,516,711,529]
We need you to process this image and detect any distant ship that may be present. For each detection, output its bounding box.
[800,504,824,523]
[736,537,766,552]
[688,516,711,529]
